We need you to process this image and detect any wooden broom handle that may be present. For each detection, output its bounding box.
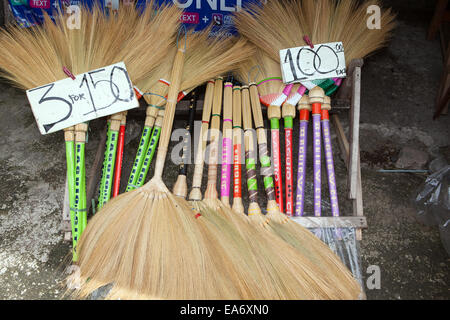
[153,49,185,179]
[64,126,75,142]
[249,83,267,145]
[204,77,223,199]
[241,86,259,209]
[190,80,215,198]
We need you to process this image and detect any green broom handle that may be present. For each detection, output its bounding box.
[97,114,121,209]
[74,123,87,244]
[97,119,110,206]
[133,109,164,188]
[125,124,152,192]
[64,127,78,261]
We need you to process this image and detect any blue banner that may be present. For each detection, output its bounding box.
[6,0,259,34]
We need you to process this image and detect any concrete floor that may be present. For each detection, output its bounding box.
[0,1,449,299]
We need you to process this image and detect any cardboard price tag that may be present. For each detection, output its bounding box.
[279,42,346,84]
[26,62,139,134]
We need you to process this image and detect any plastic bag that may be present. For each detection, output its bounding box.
[413,165,450,255]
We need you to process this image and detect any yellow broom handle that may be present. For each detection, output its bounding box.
[154,49,185,179]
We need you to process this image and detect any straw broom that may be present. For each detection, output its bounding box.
[76,33,283,299]
[215,80,362,299]
[0,5,134,260]
[235,61,362,296]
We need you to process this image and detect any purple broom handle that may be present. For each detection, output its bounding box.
[295,120,308,216]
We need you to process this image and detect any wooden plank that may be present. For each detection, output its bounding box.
[333,114,364,240]
[290,216,367,229]
[348,67,361,200]
[336,59,364,101]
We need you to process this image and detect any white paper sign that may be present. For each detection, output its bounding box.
[26,62,139,134]
[280,42,346,84]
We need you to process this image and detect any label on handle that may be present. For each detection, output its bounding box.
[26,62,139,135]
[279,42,346,84]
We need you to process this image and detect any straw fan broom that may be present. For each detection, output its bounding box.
[186,69,360,298]
[234,59,362,296]
[76,32,285,299]
[0,4,163,260]
[235,0,394,284]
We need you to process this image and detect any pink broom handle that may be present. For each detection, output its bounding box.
[220,82,233,206]
[308,87,325,216]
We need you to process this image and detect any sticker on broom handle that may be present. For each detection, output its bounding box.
[26,62,139,135]
[279,42,346,84]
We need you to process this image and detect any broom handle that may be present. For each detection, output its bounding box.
[126,81,169,192]
[204,77,223,200]
[112,111,127,197]
[97,114,121,209]
[309,87,325,216]
[321,96,339,216]
[64,126,78,261]
[242,86,261,215]
[283,85,307,216]
[249,83,277,214]
[181,91,197,176]
[189,80,215,200]
[294,95,311,216]
[132,90,188,190]
[74,123,88,239]
[231,85,244,213]
[173,91,197,198]
[154,48,185,179]
[220,82,233,206]
[266,84,293,214]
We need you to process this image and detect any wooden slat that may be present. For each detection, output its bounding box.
[290,216,367,229]
[348,67,361,200]
[333,114,364,240]
[336,59,364,101]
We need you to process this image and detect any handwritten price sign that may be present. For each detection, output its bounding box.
[26,62,139,134]
[280,42,346,84]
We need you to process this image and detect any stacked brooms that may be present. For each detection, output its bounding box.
[0,0,396,299]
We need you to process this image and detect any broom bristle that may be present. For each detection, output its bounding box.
[198,198,361,299]
[0,2,181,91]
[234,0,396,66]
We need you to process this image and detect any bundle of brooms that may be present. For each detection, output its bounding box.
[75,27,365,300]
[234,0,395,286]
[0,2,181,262]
